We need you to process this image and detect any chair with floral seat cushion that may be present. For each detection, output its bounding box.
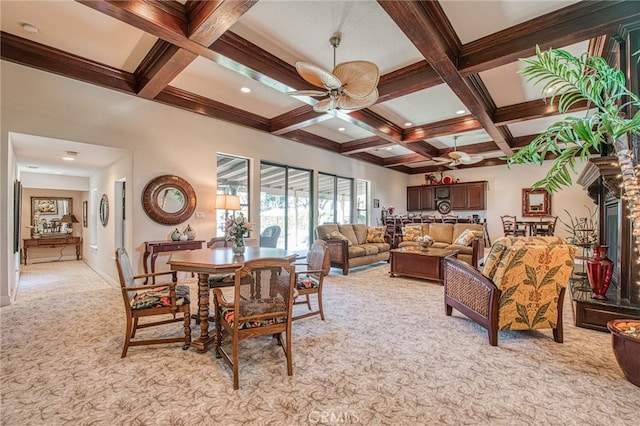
[115,248,191,358]
[292,240,331,321]
[443,237,576,346]
[213,257,296,390]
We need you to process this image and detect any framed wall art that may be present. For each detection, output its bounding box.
[82,201,88,227]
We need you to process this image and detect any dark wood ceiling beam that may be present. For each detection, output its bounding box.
[281,130,341,153]
[333,108,404,142]
[383,153,428,167]
[340,137,394,155]
[347,152,386,167]
[494,99,591,126]
[403,115,482,142]
[0,31,136,93]
[376,60,442,103]
[459,0,640,75]
[156,86,270,131]
[438,141,500,156]
[379,0,513,155]
[270,105,330,135]
[402,141,440,158]
[134,1,255,98]
[135,41,197,98]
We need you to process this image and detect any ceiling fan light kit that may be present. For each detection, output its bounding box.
[290,33,380,113]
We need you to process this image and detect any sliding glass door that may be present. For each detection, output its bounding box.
[318,172,354,224]
[260,162,312,250]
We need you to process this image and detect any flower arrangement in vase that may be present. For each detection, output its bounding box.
[224,213,252,254]
[417,235,434,251]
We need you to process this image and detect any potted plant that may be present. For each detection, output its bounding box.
[607,320,640,388]
[506,46,640,243]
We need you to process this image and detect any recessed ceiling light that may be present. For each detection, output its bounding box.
[385,147,393,151]
[404,122,413,127]
[20,22,39,34]
[240,87,251,93]
[338,127,346,132]
[456,109,466,115]
[62,157,75,161]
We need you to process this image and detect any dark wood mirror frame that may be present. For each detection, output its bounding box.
[142,175,197,225]
[100,194,109,227]
[522,188,551,217]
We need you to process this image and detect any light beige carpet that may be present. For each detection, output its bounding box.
[1,260,638,425]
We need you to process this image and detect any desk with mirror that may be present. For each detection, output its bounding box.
[24,196,81,264]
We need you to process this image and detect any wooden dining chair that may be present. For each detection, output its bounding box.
[534,216,558,236]
[115,248,191,358]
[293,240,331,321]
[441,214,459,223]
[500,215,526,237]
[420,214,437,223]
[213,257,296,390]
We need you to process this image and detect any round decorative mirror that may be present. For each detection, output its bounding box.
[142,175,196,225]
[99,194,109,227]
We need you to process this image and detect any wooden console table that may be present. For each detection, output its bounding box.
[23,236,82,265]
[143,240,204,283]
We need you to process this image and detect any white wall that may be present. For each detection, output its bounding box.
[1,61,409,290]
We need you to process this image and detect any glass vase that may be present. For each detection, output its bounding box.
[232,239,245,255]
[587,245,614,300]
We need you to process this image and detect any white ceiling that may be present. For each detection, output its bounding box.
[1,0,600,177]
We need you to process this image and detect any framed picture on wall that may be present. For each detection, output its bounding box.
[82,201,88,227]
[13,180,22,253]
[35,199,57,214]
[373,199,380,208]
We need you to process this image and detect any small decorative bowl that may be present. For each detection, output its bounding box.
[607,319,640,388]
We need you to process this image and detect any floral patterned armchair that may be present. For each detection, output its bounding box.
[443,236,576,346]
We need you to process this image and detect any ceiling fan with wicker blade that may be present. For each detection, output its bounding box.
[289,33,379,113]
[432,136,484,169]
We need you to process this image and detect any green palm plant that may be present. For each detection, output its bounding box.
[506,45,640,193]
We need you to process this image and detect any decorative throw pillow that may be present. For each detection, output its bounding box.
[328,230,352,246]
[366,226,386,243]
[453,229,483,246]
[402,226,422,242]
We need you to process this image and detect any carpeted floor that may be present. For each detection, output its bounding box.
[1,260,638,425]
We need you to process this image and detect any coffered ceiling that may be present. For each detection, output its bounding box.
[2,0,639,177]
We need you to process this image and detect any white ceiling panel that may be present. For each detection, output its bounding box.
[1,1,152,72]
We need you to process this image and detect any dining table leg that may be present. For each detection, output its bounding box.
[191,272,215,352]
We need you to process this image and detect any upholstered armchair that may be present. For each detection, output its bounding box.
[443,236,576,346]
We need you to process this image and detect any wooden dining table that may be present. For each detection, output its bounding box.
[516,219,553,236]
[167,247,298,352]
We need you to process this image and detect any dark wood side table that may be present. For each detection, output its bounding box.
[143,240,204,283]
[23,236,82,265]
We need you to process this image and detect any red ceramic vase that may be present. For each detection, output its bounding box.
[587,245,614,300]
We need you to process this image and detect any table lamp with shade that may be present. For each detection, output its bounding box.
[60,214,80,236]
[215,194,241,219]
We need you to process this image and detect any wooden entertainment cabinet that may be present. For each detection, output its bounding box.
[407,181,486,211]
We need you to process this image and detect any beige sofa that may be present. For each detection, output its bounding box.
[395,222,485,268]
[315,224,391,275]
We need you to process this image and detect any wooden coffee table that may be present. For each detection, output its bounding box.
[389,247,458,283]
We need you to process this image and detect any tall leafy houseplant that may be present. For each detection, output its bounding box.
[507,46,640,246]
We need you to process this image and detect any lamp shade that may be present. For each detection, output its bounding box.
[215,194,241,210]
[60,214,80,224]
